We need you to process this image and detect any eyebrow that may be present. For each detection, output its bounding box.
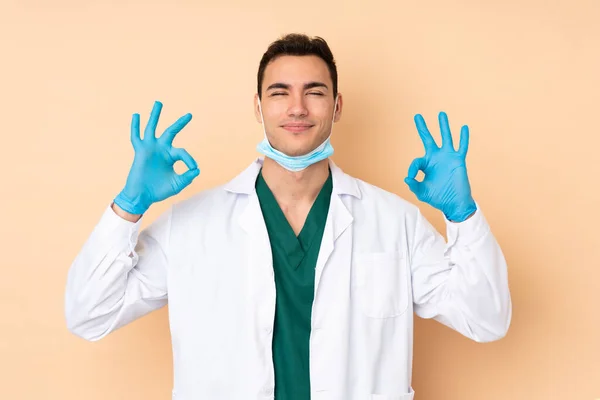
[266,81,329,92]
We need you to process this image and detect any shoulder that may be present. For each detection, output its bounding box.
[350,175,420,218]
[170,183,236,217]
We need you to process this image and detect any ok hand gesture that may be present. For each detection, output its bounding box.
[114,101,200,215]
[404,112,477,222]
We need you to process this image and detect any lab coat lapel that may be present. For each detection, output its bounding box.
[225,158,268,248]
[227,159,274,299]
[313,193,353,297]
[238,191,270,251]
[225,157,361,299]
[312,159,360,297]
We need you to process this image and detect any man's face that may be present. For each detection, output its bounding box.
[255,55,342,157]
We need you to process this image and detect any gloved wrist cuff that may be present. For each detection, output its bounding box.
[113,191,149,215]
[444,201,478,223]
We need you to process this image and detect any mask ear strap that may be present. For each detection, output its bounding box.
[332,94,339,122]
[257,98,269,140]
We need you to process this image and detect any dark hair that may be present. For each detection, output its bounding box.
[257,33,338,100]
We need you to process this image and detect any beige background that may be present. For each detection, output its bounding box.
[1,0,599,399]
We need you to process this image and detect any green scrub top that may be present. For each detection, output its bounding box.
[255,167,333,400]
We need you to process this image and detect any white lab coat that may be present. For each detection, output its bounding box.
[65,157,511,400]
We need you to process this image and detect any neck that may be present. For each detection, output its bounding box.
[261,157,330,206]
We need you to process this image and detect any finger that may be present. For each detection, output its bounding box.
[174,169,200,194]
[130,113,141,148]
[170,147,198,171]
[407,157,427,180]
[438,111,454,150]
[173,168,200,194]
[159,113,193,146]
[458,125,470,157]
[414,114,438,153]
[144,100,163,139]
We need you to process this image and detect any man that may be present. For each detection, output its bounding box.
[65,34,511,399]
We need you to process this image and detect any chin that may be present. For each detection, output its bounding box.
[274,141,317,157]
[271,131,326,156]
[282,148,313,157]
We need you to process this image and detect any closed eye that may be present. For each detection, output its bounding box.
[270,92,324,96]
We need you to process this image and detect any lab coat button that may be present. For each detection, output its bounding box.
[263,386,274,396]
[311,328,322,344]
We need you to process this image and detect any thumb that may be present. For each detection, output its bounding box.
[405,156,427,200]
[173,168,200,194]
[404,177,424,200]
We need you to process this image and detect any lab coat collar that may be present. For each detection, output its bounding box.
[231,157,356,306]
[224,157,361,198]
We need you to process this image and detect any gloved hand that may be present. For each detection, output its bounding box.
[113,101,200,215]
[404,111,477,222]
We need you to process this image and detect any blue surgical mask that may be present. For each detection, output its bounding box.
[256,95,338,172]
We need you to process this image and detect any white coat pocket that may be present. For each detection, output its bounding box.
[353,251,409,318]
[370,390,414,400]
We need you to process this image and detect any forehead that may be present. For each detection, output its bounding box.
[263,55,332,86]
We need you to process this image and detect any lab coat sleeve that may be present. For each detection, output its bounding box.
[409,205,512,342]
[64,203,171,341]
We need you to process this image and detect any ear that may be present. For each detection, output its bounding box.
[254,93,263,124]
[333,93,343,123]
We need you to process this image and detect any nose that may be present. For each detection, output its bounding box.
[287,94,308,118]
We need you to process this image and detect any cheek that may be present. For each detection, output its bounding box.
[264,104,287,122]
[307,102,334,120]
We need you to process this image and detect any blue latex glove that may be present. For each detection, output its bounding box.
[404,111,477,222]
[113,101,200,215]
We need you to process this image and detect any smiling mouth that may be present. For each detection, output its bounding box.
[281,125,314,133]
